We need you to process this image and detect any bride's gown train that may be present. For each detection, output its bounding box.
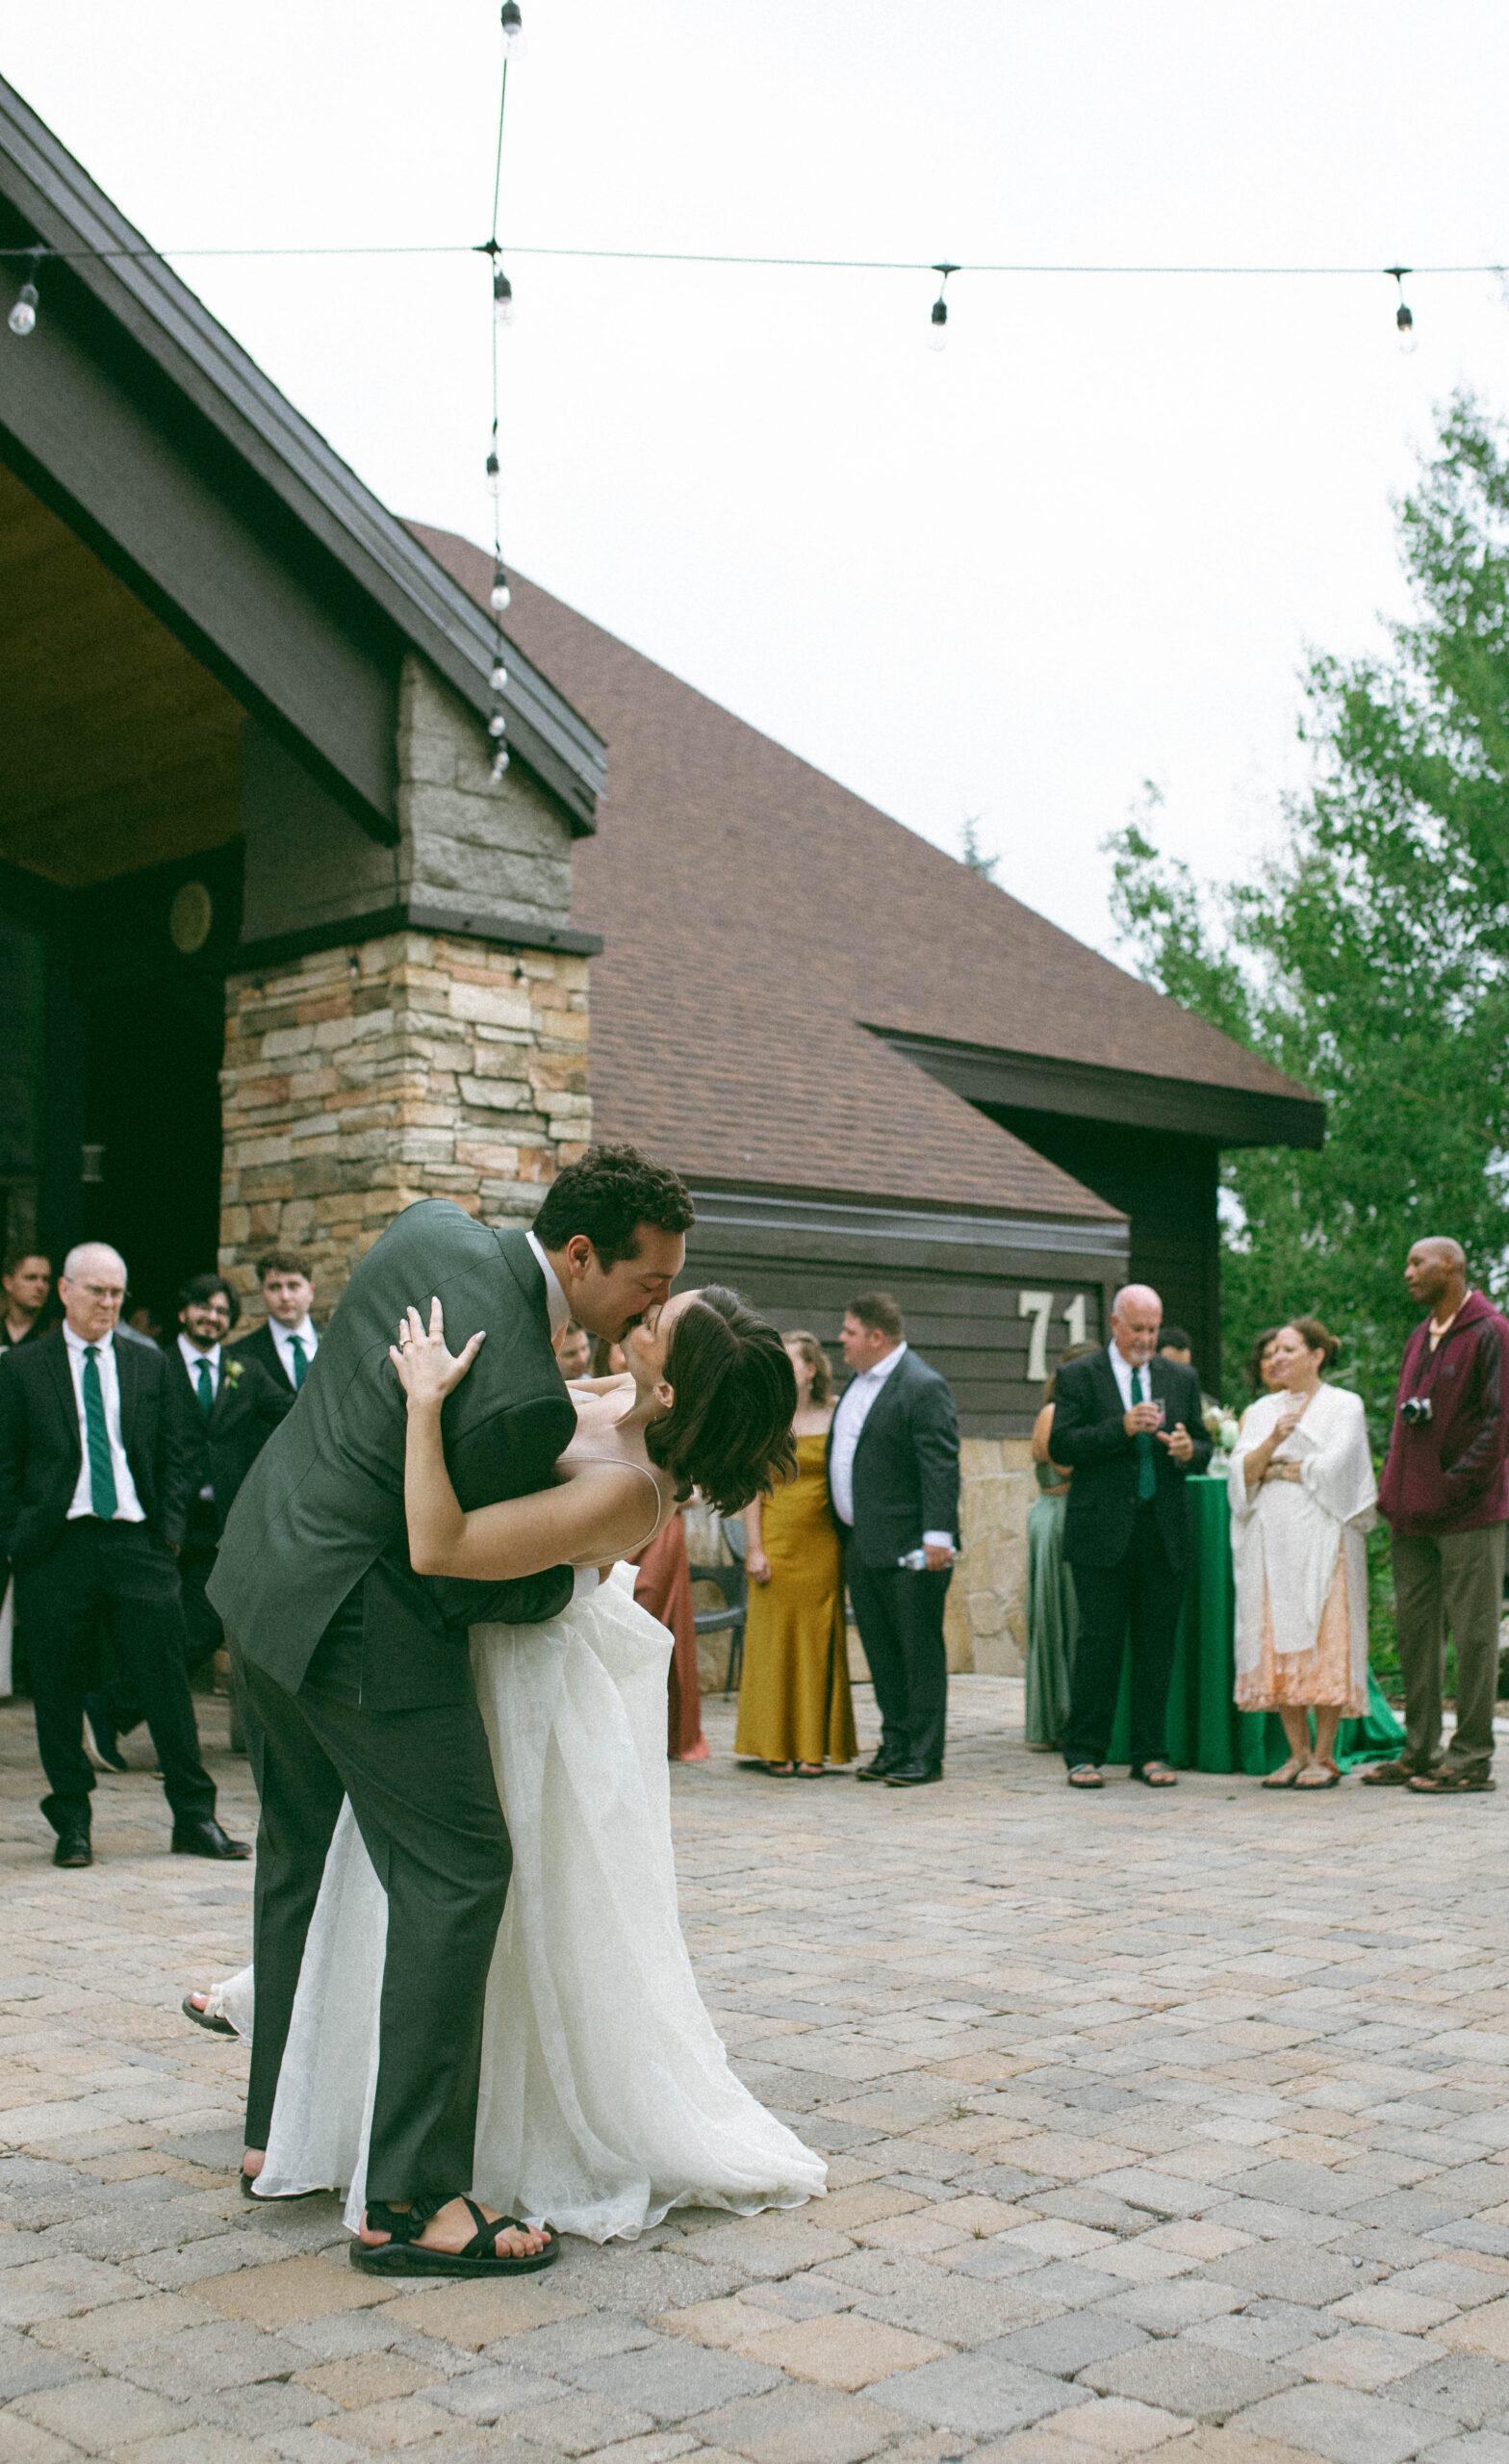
[213,1564,825,2239]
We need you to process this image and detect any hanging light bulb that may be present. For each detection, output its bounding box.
[488,711,507,738]
[486,449,501,499]
[493,269,515,327]
[1388,267,1417,355]
[491,744,510,779]
[928,263,958,353]
[490,660,508,692]
[499,0,524,56]
[491,563,511,612]
[8,281,38,338]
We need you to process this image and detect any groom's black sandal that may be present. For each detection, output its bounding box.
[182,1992,237,2038]
[350,2196,560,2277]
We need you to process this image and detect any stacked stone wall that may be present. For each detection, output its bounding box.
[218,929,589,1322]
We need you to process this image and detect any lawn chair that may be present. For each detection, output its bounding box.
[691,1518,748,1693]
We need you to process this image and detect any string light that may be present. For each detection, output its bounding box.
[929,262,957,351]
[493,268,514,325]
[500,0,524,57]
[7,279,38,337]
[485,6,517,786]
[1388,266,1417,353]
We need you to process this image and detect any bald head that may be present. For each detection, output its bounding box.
[1405,1237,1469,1319]
[1110,1283,1163,1368]
[58,1245,127,1344]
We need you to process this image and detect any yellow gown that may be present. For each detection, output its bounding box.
[734,1433,857,1766]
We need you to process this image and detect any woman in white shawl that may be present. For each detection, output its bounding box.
[1229,1317,1377,1789]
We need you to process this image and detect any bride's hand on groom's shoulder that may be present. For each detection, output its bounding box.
[389,1297,486,1406]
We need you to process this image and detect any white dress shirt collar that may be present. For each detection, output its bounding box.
[524,1229,571,1341]
[62,1322,145,1521]
[269,1315,318,1374]
[64,1322,113,1361]
[1107,1340,1155,1412]
[178,1332,221,1393]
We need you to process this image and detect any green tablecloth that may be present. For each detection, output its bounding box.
[1106,1475,1404,1775]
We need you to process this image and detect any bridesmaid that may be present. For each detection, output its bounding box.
[736,1332,857,1775]
[1025,1342,1101,1750]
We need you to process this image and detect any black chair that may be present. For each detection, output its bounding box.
[690,1519,748,1693]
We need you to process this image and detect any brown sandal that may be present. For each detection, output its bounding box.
[1262,1758,1304,1789]
[1294,1758,1341,1789]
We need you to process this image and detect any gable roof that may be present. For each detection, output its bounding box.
[0,76,603,833]
[409,523,1320,1223]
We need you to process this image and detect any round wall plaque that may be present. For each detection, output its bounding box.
[169,880,213,954]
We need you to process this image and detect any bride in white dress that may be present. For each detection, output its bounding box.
[196,1291,826,2244]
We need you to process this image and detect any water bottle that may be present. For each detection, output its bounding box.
[897,1548,929,1571]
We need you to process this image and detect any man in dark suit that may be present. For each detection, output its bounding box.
[86,1273,292,1770]
[0,1242,249,1867]
[230,1251,319,1394]
[210,1144,694,2272]
[829,1292,960,1787]
[1052,1282,1213,1789]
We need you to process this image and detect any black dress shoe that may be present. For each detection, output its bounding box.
[884,1762,943,1786]
[856,1755,902,1783]
[84,1693,128,1773]
[53,1833,92,1868]
[171,1819,252,1861]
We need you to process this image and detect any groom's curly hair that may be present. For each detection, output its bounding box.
[647,1287,798,1518]
[532,1144,695,1268]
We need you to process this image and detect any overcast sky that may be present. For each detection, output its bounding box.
[10,2,1509,953]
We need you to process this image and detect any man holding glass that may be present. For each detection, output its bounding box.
[1051,1284,1211,1789]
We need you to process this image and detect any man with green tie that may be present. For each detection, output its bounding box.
[231,1253,320,1395]
[1050,1283,1213,1791]
[0,1244,249,1868]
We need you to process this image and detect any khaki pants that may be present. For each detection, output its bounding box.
[1391,1522,1505,1776]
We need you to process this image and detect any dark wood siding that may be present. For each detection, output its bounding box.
[680,1195,1127,1438]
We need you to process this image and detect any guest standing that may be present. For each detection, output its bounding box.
[737,1331,857,1775]
[231,1252,319,1393]
[0,1243,248,1867]
[1361,1238,1509,1795]
[630,1507,709,1761]
[1025,1341,1102,1751]
[1245,1328,1283,1399]
[2,1250,52,1352]
[1228,1320,1376,1788]
[1053,1283,1212,1789]
[830,1294,959,1788]
[556,1321,592,1380]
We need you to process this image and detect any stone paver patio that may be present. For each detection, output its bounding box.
[3,1676,1509,2464]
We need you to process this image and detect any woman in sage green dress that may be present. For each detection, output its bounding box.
[736,1333,857,1774]
[1025,1342,1102,1751]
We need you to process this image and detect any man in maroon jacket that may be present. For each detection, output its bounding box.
[1362,1239,1509,1794]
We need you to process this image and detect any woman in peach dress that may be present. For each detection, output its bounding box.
[1228,1317,1377,1789]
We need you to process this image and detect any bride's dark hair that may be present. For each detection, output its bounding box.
[647,1287,798,1517]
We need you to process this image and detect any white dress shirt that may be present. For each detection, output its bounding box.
[269,1315,319,1385]
[1107,1340,1154,1414]
[524,1230,571,1341]
[829,1342,951,1551]
[179,1334,220,1499]
[64,1324,145,1522]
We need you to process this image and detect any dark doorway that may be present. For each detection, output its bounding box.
[32,849,242,1332]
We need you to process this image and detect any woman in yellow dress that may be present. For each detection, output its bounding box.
[736,1332,857,1775]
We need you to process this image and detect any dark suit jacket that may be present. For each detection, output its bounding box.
[0,1327,195,1568]
[828,1348,961,1569]
[209,1203,577,1710]
[166,1343,293,1535]
[228,1320,306,1395]
[1052,1348,1213,1575]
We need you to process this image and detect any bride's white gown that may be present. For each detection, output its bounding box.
[215,1564,825,2240]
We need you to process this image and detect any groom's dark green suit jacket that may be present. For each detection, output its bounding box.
[209,1203,576,1711]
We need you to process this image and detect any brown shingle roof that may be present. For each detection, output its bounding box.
[407,524,1311,1223]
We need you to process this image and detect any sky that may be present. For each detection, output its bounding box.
[9,1,1509,954]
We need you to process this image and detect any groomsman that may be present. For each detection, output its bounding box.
[231,1252,320,1393]
[830,1293,960,1786]
[0,1242,248,1867]
[86,1274,292,1768]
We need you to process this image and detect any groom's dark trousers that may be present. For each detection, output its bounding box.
[210,1205,575,2205]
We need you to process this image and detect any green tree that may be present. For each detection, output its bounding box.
[1107,393,1509,1431]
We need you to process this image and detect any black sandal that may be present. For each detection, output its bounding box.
[1133,1759,1178,1787]
[350,2195,560,2276]
[182,1992,237,2038]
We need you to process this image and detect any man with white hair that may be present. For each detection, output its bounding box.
[1048,1282,1212,1789]
[0,1242,248,1868]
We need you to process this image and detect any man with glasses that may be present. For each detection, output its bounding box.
[0,1243,248,1867]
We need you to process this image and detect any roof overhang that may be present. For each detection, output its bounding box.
[870,1027,1326,1150]
[0,77,605,841]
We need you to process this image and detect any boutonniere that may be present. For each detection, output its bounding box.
[222,1359,243,1387]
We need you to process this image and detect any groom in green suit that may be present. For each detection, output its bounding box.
[210,1146,694,2270]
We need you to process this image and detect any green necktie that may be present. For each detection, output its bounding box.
[288,1335,307,1390]
[195,1359,215,1422]
[1135,1366,1158,1502]
[83,1346,118,1520]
